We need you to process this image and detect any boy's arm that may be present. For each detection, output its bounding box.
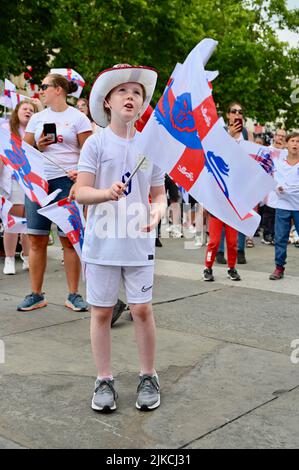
[75,171,125,205]
[141,185,167,232]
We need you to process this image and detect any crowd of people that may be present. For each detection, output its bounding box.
[0,67,298,414]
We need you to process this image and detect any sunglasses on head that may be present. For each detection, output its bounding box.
[40,84,55,91]
[230,108,243,115]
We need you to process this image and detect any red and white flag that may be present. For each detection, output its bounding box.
[0,195,27,233]
[50,68,85,98]
[0,79,28,110]
[0,128,60,206]
[38,198,85,260]
[136,38,275,235]
[240,140,287,174]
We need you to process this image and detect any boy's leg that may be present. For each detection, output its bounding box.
[124,266,160,410]
[274,209,291,268]
[130,302,156,375]
[86,263,121,412]
[90,306,114,377]
[86,263,121,376]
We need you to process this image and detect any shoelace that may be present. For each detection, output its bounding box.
[95,380,116,398]
[137,375,159,393]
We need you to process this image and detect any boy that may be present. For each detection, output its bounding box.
[267,132,299,279]
[75,64,166,412]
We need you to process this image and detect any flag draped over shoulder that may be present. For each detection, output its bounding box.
[0,196,27,233]
[38,198,85,260]
[0,128,60,207]
[136,38,275,235]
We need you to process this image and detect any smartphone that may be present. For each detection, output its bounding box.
[234,118,243,131]
[43,123,57,143]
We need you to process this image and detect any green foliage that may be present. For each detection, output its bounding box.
[0,0,298,127]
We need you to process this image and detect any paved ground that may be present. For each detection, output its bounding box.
[0,232,299,449]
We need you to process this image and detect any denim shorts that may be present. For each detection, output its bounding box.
[25,176,73,236]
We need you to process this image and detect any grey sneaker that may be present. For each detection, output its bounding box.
[65,293,88,312]
[91,378,118,412]
[136,374,160,411]
[17,292,47,311]
[227,268,241,281]
[203,267,214,281]
[111,299,126,326]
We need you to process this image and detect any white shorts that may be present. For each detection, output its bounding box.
[9,180,25,205]
[85,263,154,307]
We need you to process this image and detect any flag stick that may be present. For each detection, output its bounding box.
[123,156,146,188]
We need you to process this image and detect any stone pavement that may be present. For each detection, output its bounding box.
[0,234,299,449]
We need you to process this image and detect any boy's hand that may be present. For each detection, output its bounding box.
[106,182,126,201]
[276,185,285,194]
[141,207,160,233]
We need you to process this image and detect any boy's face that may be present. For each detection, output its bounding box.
[106,82,144,123]
[287,137,299,156]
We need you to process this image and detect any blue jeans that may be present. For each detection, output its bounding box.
[218,229,246,252]
[275,208,299,267]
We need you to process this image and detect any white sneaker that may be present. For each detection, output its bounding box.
[194,235,203,247]
[187,225,196,234]
[22,256,29,271]
[171,225,182,238]
[3,257,16,275]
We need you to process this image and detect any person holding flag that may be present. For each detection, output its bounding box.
[17,73,92,311]
[0,100,38,274]
[75,64,166,413]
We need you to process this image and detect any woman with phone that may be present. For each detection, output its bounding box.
[215,102,254,265]
[0,100,38,274]
[18,73,92,312]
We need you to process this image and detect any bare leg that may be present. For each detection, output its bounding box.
[21,234,30,257]
[28,235,49,293]
[90,306,113,377]
[130,302,156,375]
[4,204,26,257]
[3,232,19,257]
[59,236,81,293]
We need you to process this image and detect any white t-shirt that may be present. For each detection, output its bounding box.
[78,127,165,266]
[267,157,299,210]
[26,106,92,180]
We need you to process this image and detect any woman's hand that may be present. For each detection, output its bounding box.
[67,170,78,182]
[68,183,77,201]
[36,135,54,152]
[228,121,243,138]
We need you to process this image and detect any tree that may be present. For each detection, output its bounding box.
[1,0,298,128]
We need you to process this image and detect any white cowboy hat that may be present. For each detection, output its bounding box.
[89,64,158,127]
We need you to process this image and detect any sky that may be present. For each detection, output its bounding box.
[276,0,299,47]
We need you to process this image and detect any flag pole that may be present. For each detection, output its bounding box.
[123,156,146,188]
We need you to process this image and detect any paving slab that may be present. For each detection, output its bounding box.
[154,285,299,354]
[187,386,299,449]
[0,340,298,449]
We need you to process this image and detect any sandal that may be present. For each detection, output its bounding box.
[246,238,254,248]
